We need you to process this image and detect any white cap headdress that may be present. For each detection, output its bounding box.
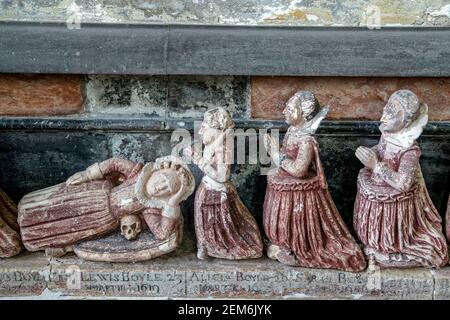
[382,90,428,149]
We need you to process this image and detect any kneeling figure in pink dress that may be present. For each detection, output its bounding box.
[263,91,367,272]
[354,90,448,268]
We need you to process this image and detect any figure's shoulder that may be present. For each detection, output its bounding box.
[284,135,317,159]
[401,143,421,156]
[293,134,317,144]
[298,135,318,150]
[398,144,421,163]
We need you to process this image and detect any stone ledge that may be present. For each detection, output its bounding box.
[0,116,449,135]
[1,22,449,76]
[0,251,449,300]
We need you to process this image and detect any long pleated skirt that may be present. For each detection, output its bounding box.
[354,169,448,267]
[194,181,263,260]
[0,188,23,257]
[18,180,118,251]
[264,176,367,272]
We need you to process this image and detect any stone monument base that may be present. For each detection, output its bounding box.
[0,247,449,299]
[74,230,178,263]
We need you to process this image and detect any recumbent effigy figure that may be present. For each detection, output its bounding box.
[18,155,194,262]
[0,188,23,258]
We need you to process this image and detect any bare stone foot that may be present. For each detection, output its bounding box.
[367,255,378,273]
[65,246,74,253]
[197,247,208,260]
[266,244,281,260]
[267,244,299,266]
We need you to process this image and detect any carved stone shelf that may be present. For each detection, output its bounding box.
[0,22,449,76]
[1,250,449,300]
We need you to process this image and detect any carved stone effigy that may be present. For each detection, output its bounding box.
[0,188,22,258]
[447,195,450,243]
[354,90,448,268]
[262,90,367,272]
[183,107,263,260]
[18,155,194,262]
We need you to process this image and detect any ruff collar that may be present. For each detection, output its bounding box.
[382,103,428,149]
[289,106,329,137]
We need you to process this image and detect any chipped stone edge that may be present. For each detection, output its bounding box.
[0,256,448,300]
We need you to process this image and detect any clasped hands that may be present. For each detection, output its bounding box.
[355,146,378,170]
[264,133,283,167]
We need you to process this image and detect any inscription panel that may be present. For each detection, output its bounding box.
[3,255,430,299]
[0,253,438,299]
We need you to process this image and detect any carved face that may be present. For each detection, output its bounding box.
[120,215,142,241]
[145,169,181,199]
[282,99,302,126]
[199,121,221,145]
[380,96,404,133]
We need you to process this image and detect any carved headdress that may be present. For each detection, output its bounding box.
[135,155,195,208]
[382,90,428,149]
[204,107,235,131]
[288,91,329,136]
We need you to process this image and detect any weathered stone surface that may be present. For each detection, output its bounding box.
[86,76,248,119]
[0,251,442,299]
[251,77,450,121]
[0,74,83,116]
[86,75,166,116]
[109,133,173,163]
[2,25,448,77]
[0,0,448,26]
[167,76,248,119]
[432,268,450,300]
[0,132,110,202]
[0,252,49,297]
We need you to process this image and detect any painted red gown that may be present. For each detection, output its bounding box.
[264,134,367,272]
[447,195,450,242]
[354,137,448,268]
[194,153,263,260]
[18,159,174,252]
[0,188,23,257]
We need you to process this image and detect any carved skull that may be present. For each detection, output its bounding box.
[120,215,142,241]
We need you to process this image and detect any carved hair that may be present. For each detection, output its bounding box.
[203,107,235,131]
[135,156,195,207]
[289,91,320,121]
[154,159,192,190]
[389,90,420,128]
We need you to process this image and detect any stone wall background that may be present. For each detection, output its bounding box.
[1,0,449,26]
[0,74,448,233]
[0,0,449,251]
